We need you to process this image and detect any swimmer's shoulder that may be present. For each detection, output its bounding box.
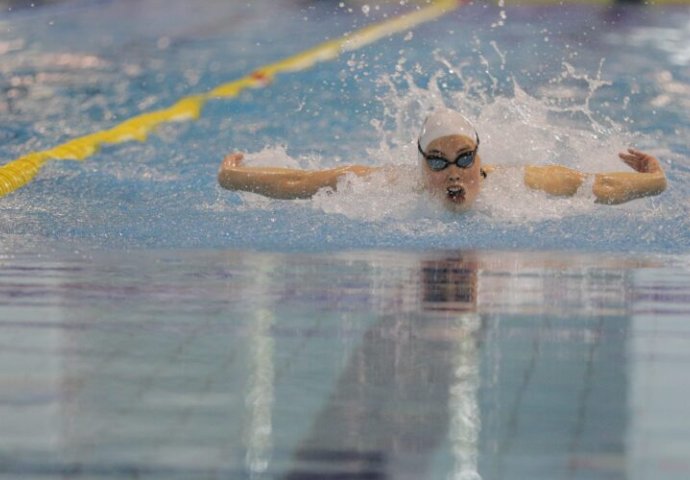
[482,165,497,175]
[380,164,417,178]
[482,164,524,178]
[378,164,423,189]
[481,164,499,178]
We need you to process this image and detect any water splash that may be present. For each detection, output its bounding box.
[0,1,687,255]
[227,48,661,234]
[298,51,642,223]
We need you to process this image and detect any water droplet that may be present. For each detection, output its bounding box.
[157,37,171,50]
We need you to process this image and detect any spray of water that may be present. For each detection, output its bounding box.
[221,35,669,241]
[311,53,639,224]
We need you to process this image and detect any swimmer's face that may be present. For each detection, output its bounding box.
[420,134,482,212]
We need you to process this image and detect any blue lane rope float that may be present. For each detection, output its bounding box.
[0,0,465,198]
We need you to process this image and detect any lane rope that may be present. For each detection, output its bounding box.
[0,0,463,198]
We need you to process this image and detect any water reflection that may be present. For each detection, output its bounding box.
[283,254,482,480]
[273,251,642,480]
[2,250,686,479]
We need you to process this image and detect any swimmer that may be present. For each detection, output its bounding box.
[217,108,666,210]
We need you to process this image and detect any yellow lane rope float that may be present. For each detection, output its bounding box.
[0,0,464,198]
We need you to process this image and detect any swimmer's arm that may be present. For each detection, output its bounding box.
[523,165,587,197]
[520,149,666,204]
[592,149,666,204]
[218,153,379,199]
[484,163,585,195]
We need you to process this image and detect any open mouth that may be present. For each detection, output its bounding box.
[446,186,465,202]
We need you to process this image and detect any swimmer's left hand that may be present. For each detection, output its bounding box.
[619,149,662,174]
[221,152,244,170]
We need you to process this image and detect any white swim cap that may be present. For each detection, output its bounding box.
[418,108,478,151]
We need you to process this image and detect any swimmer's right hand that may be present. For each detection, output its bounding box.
[221,152,244,170]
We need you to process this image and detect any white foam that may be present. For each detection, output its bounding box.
[220,57,662,228]
[305,57,645,224]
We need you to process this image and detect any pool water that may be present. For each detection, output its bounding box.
[1,1,690,479]
[2,249,690,480]
[0,0,688,252]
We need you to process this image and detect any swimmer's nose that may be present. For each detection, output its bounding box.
[447,164,466,180]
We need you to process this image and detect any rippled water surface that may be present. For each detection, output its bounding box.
[0,0,689,252]
[1,1,690,479]
[1,249,689,479]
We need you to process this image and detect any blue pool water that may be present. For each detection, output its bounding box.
[0,0,688,252]
[1,249,690,480]
[1,1,690,479]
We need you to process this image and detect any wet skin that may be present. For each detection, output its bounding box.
[219,141,665,206]
[421,134,482,212]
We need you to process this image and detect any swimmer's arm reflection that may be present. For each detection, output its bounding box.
[522,149,667,204]
[217,153,379,199]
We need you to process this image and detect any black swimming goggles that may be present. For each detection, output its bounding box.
[417,133,480,171]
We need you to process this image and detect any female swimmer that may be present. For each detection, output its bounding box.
[217,108,666,210]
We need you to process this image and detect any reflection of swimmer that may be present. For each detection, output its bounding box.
[218,108,666,212]
[282,254,482,480]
